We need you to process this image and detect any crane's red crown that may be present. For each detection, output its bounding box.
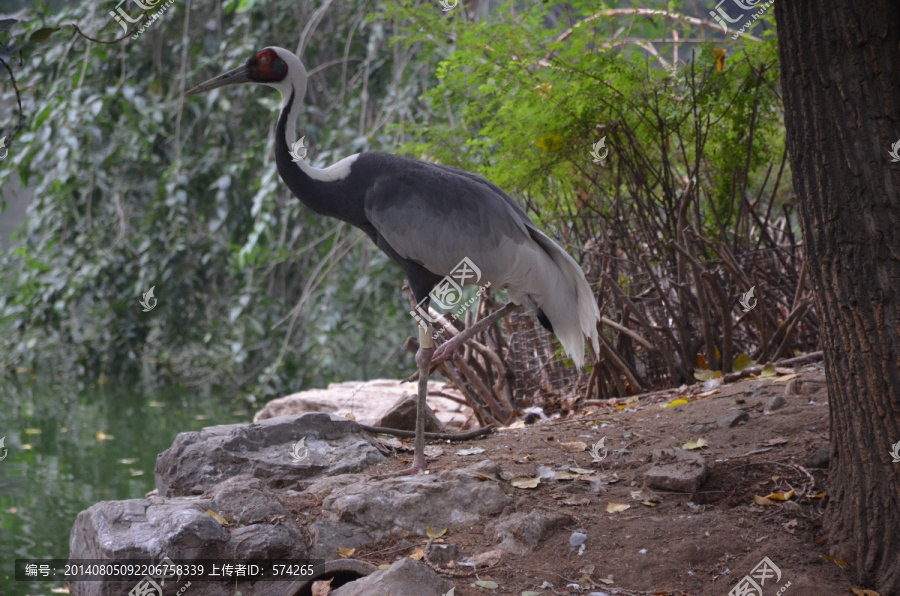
[248,48,289,83]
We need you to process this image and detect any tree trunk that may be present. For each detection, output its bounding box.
[775,1,900,592]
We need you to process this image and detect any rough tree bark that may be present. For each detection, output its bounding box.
[775,1,900,592]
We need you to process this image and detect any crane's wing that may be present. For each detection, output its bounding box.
[363,158,533,278]
[363,155,600,368]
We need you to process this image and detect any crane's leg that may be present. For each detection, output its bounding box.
[410,325,435,473]
[431,302,521,365]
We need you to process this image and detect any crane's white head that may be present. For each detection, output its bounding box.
[185,46,307,101]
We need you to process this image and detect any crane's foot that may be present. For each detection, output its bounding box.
[431,337,460,365]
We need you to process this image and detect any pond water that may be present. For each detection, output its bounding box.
[0,378,251,595]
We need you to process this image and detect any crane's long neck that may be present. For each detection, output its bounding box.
[274,85,366,226]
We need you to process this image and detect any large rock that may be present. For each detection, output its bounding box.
[70,413,516,596]
[254,379,470,430]
[375,394,443,432]
[643,449,709,493]
[68,488,307,596]
[321,460,513,539]
[329,558,454,596]
[154,413,385,497]
[488,509,573,556]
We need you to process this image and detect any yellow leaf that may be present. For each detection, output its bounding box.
[426,524,448,539]
[378,564,390,569]
[475,580,499,589]
[569,467,593,475]
[733,353,757,371]
[696,354,708,369]
[554,471,577,481]
[338,547,356,558]
[807,491,825,499]
[764,489,795,501]
[606,502,630,513]
[682,438,709,450]
[820,555,848,568]
[408,546,425,560]
[714,48,726,72]
[511,477,541,489]
[754,495,776,506]
[95,430,114,442]
[640,501,658,507]
[344,412,356,420]
[773,373,800,382]
[715,345,721,359]
[760,364,777,377]
[848,588,880,596]
[663,398,689,408]
[24,428,42,435]
[536,133,564,152]
[205,510,229,526]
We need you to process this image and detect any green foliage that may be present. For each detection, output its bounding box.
[0,0,430,396]
[390,0,785,244]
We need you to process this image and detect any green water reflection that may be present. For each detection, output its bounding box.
[0,378,252,595]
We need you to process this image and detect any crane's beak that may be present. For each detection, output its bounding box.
[185,64,252,96]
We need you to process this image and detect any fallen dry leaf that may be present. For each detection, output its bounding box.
[511,477,541,489]
[606,502,631,513]
[456,447,485,456]
[472,549,503,568]
[773,373,800,382]
[338,547,356,558]
[754,495,777,506]
[204,510,229,526]
[311,578,333,596]
[783,519,798,534]
[821,555,848,569]
[764,489,795,501]
[426,524,448,538]
[762,437,789,446]
[847,588,880,596]
[682,438,709,450]
[663,398,690,408]
[732,353,757,371]
[560,441,588,452]
[474,579,498,589]
[408,546,425,560]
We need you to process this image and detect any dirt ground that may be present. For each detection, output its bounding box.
[297,361,865,596]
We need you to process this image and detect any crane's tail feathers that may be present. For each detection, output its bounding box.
[527,231,601,369]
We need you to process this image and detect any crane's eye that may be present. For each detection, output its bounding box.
[260,56,269,65]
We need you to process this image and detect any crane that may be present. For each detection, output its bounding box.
[186,46,601,474]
